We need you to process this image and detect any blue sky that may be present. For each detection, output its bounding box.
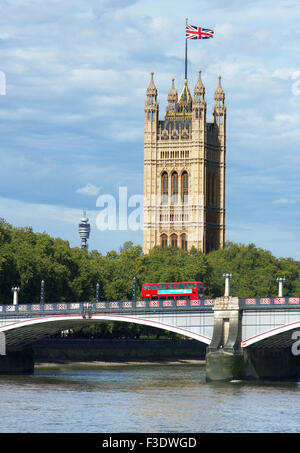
[0,0,300,259]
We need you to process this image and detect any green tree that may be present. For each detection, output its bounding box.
[0,218,300,338]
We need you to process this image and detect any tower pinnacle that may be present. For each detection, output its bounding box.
[213,74,226,125]
[194,69,205,96]
[146,71,157,97]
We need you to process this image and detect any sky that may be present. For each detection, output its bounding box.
[0,0,300,259]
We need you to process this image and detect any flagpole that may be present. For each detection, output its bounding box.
[185,17,188,81]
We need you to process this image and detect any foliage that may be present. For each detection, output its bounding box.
[1,218,300,337]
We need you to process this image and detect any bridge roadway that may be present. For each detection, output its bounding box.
[1,296,300,380]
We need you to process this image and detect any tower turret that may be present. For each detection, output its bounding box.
[212,75,226,251]
[145,71,158,120]
[193,68,207,121]
[144,71,159,142]
[166,77,178,114]
[194,69,206,105]
[146,70,157,98]
[213,74,226,128]
[144,72,159,252]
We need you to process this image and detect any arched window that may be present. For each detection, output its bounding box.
[181,172,188,203]
[171,172,178,203]
[171,234,178,248]
[181,234,187,251]
[195,109,201,119]
[161,234,168,248]
[161,172,168,204]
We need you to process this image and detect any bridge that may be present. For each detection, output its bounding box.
[0,299,215,351]
[1,286,300,380]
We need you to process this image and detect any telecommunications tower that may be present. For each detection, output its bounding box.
[78,210,90,250]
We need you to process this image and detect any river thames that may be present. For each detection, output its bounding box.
[0,362,299,433]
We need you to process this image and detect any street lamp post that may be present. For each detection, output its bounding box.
[132,277,136,304]
[11,286,20,305]
[40,280,45,305]
[223,274,232,297]
[276,277,286,297]
[96,283,100,303]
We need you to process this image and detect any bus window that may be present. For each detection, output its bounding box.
[152,285,158,290]
[187,283,196,289]
[167,284,174,289]
[144,285,151,290]
[160,284,167,290]
[174,284,179,289]
[179,284,186,289]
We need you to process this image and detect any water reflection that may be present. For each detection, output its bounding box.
[0,363,299,433]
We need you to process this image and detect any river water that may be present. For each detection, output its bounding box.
[0,362,299,433]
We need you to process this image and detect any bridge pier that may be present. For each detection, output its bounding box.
[243,348,300,380]
[206,297,244,381]
[0,349,34,375]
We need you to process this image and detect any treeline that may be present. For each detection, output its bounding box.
[1,217,300,306]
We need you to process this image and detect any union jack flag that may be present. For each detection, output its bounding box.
[186,24,214,40]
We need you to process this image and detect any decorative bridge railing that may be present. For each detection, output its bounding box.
[1,297,300,316]
[241,297,300,308]
[0,298,215,315]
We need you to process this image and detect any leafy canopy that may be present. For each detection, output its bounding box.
[0,219,299,305]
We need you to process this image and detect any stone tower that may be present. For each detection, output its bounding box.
[143,69,226,254]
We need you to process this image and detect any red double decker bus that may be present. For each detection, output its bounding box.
[141,281,205,301]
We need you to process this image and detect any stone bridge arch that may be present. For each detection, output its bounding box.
[242,320,300,349]
[0,314,212,352]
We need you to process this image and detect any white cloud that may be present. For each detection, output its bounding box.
[272,68,298,80]
[0,196,87,226]
[0,107,40,120]
[272,198,296,205]
[76,183,101,196]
